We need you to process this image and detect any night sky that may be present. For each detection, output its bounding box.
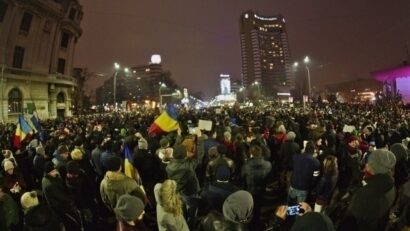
[75,0,410,99]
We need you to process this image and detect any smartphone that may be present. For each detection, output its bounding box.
[287,205,300,216]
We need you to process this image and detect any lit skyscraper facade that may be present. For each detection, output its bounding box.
[240,10,293,97]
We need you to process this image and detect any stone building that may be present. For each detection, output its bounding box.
[0,0,83,122]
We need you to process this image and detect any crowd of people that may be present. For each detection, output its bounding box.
[0,101,410,231]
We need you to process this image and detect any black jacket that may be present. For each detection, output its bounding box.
[24,204,60,231]
[339,173,395,231]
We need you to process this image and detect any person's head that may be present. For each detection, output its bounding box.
[115,194,145,223]
[224,131,231,142]
[57,145,70,160]
[347,136,359,149]
[70,149,83,160]
[20,191,39,213]
[208,146,218,159]
[104,156,122,172]
[173,145,187,160]
[249,144,262,158]
[66,161,81,178]
[286,131,296,141]
[159,180,183,216]
[323,155,338,176]
[1,149,12,158]
[215,166,231,182]
[36,146,46,157]
[3,160,14,175]
[365,149,396,176]
[223,190,254,224]
[235,133,244,143]
[44,161,59,177]
[304,141,315,154]
[159,138,170,148]
[277,124,287,134]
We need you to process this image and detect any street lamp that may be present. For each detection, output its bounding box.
[293,62,299,68]
[304,56,312,100]
[159,83,166,108]
[113,62,129,109]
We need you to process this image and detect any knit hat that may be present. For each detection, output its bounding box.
[286,131,296,141]
[20,191,39,211]
[368,149,396,174]
[290,212,335,231]
[173,145,187,159]
[208,146,218,159]
[215,166,230,181]
[223,190,253,224]
[104,156,122,171]
[115,194,145,221]
[3,160,14,172]
[36,146,45,156]
[43,161,56,174]
[70,149,83,160]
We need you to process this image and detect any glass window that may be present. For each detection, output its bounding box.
[57,58,66,74]
[0,2,8,22]
[12,46,25,68]
[60,32,70,48]
[57,92,65,103]
[20,12,33,33]
[8,88,22,113]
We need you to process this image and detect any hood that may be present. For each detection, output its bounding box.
[222,190,253,224]
[104,171,129,191]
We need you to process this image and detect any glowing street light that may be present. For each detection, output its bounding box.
[303,56,312,100]
[293,62,299,67]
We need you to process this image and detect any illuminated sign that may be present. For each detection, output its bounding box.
[254,14,277,21]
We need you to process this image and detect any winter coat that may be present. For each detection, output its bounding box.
[279,140,300,171]
[154,183,189,231]
[100,171,143,210]
[42,175,77,215]
[132,149,159,183]
[339,173,395,231]
[23,204,60,231]
[166,159,200,196]
[316,173,338,205]
[0,193,19,231]
[290,153,320,191]
[241,157,272,195]
[201,181,240,212]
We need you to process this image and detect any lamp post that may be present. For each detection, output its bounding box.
[159,82,166,108]
[113,62,129,109]
[304,56,312,100]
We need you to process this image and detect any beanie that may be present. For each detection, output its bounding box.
[20,191,39,211]
[223,190,253,224]
[290,212,335,231]
[368,149,396,174]
[43,161,56,174]
[70,149,83,160]
[215,166,230,181]
[3,160,14,172]
[286,131,296,141]
[115,194,145,221]
[173,145,187,159]
[104,156,122,171]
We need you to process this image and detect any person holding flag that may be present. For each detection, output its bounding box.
[13,115,33,149]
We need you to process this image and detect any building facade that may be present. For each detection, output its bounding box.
[239,10,293,97]
[0,0,82,122]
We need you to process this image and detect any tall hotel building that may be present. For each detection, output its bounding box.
[240,10,293,97]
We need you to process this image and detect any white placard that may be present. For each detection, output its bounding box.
[343,125,356,133]
[198,119,213,131]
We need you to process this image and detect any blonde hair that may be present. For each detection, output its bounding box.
[70,149,83,160]
[159,180,183,216]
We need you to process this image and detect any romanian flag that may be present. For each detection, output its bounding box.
[14,115,33,148]
[148,104,179,136]
[124,146,140,183]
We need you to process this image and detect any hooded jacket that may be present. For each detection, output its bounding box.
[166,159,200,196]
[154,183,189,231]
[100,171,142,210]
[223,190,254,225]
[339,173,395,231]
